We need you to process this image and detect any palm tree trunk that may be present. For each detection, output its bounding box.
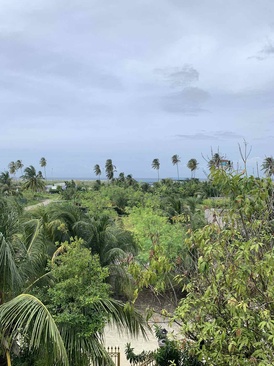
[6,350,11,366]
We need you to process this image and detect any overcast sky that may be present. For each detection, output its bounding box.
[1,0,274,179]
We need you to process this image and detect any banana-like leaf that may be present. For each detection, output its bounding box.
[0,293,68,366]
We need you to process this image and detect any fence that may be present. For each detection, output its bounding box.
[107,346,121,366]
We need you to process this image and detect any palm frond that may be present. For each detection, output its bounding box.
[93,298,148,339]
[0,234,23,299]
[60,327,114,365]
[0,293,69,366]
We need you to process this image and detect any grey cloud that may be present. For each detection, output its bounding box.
[249,39,274,60]
[214,131,243,139]
[0,33,122,90]
[176,131,243,140]
[161,87,210,115]
[155,65,199,88]
[261,40,274,55]
[176,133,214,140]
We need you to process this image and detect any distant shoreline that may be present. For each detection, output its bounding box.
[47,177,205,183]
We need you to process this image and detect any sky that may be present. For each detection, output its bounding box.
[1,0,274,179]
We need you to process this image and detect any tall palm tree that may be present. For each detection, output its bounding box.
[105,159,116,181]
[21,165,45,192]
[151,158,160,181]
[187,158,199,178]
[261,156,274,178]
[8,161,16,178]
[171,154,181,180]
[39,157,47,181]
[93,164,102,181]
[16,160,24,176]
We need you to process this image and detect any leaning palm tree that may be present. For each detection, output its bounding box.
[16,160,24,175]
[105,159,116,181]
[21,165,45,192]
[151,158,160,181]
[39,157,47,181]
[94,164,102,181]
[171,154,181,180]
[8,161,16,178]
[261,157,274,178]
[187,158,199,178]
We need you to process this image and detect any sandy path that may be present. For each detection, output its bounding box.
[104,313,180,365]
[24,198,57,211]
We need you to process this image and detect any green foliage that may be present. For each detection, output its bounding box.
[21,165,45,192]
[174,170,274,365]
[154,326,202,366]
[46,239,110,337]
[125,343,153,364]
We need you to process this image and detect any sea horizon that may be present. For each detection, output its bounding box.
[48,176,204,183]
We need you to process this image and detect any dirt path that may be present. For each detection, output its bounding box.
[25,198,56,211]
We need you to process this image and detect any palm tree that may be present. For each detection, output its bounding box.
[0,196,68,366]
[39,157,47,181]
[0,199,147,365]
[208,153,221,170]
[187,158,199,178]
[261,157,274,178]
[93,164,102,180]
[73,213,138,297]
[16,160,24,175]
[151,158,160,181]
[21,165,45,192]
[0,171,17,196]
[105,159,116,181]
[171,154,181,180]
[8,161,16,178]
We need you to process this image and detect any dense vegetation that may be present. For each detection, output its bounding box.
[1,159,274,365]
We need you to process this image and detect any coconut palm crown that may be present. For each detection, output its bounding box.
[171,154,181,180]
[261,156,274,178]
[151,158,160,181]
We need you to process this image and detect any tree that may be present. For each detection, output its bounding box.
[261,156,274,178]
[151,158,160,181]
[0,200,147,366]
[0,171,12,187]
[238,139,252,176]
[42,239,147,365]
[73,213,138,297]
[173,170,274,365]
[208,152,221,169]
[0,171,18,196]
[93,164,102,181]
[21,165,45,192]
[171,154,181,180]
[16,160,24,176]
[105,159,116,181]
[187,158,198,178]
[39,157,47,181]
[0,196,69,366]
[8,161,16,177]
